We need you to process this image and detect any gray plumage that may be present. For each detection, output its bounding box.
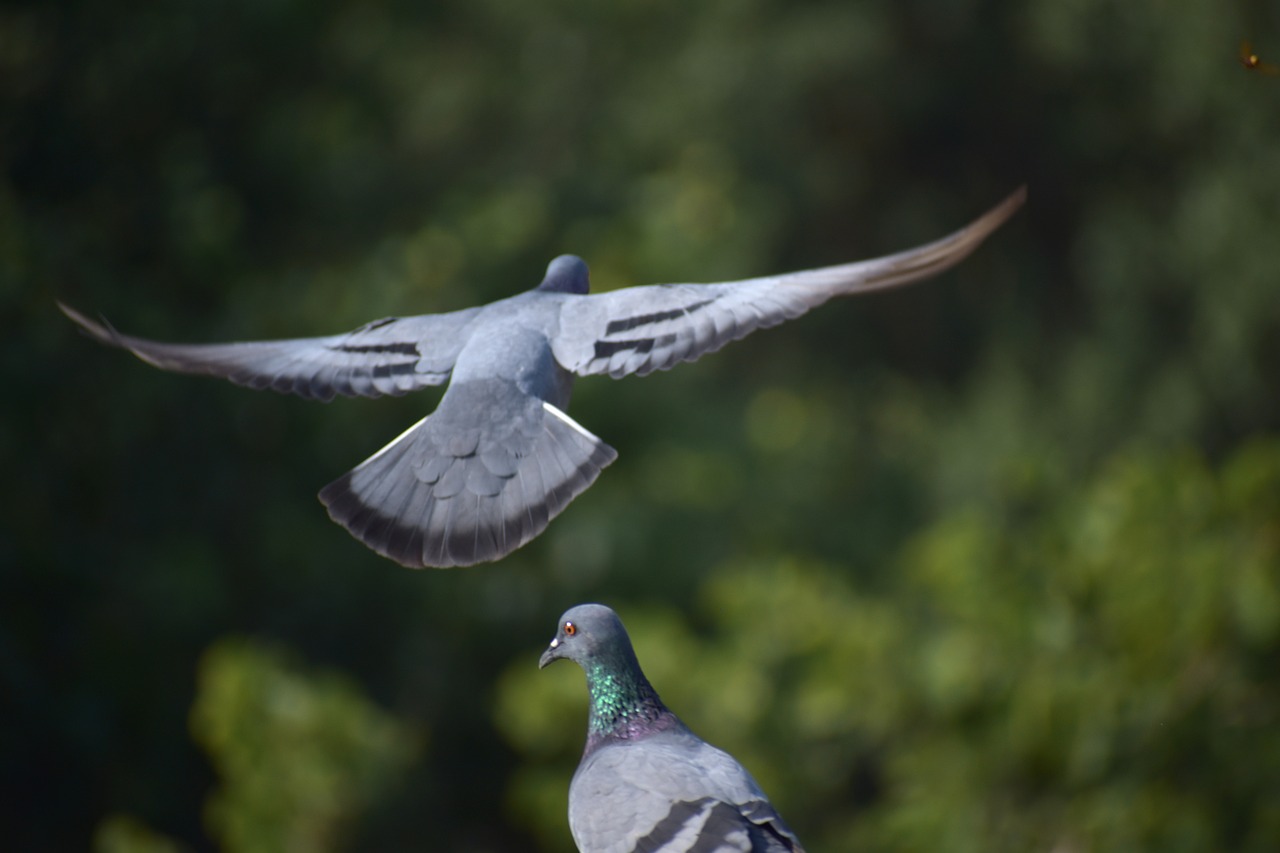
[539,603,804,853]
[59,187,1024,568]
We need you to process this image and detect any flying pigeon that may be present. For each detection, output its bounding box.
[539,603,805,853]
[60,187,1024,569]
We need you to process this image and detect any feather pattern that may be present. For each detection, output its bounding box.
[57,303,483,400]
[318,382,616,569]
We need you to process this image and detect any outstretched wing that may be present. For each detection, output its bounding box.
[59,302,485,401]
[551,187,1025,379]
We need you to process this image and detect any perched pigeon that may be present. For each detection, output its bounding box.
[60,187,1024,568]
[539,603,804,853]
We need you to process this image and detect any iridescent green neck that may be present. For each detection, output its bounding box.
[583,653,671,749]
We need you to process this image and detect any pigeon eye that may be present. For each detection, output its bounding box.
[564,621,577,636]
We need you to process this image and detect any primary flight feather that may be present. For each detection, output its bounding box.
[60,187,1025,568]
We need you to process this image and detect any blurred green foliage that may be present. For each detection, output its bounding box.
[189,638,418,853]
[94,638,417,853]
[96,815,188,853]
[5,0,1279,849]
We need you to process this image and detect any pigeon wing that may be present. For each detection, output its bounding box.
[58,302,484,401]
[318,377,617,568]
[570,737,804,853]
[551,187,1025,379]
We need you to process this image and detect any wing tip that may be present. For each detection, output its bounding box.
[55,300,194,373]
[985,183,1028,231]
[57,300,124,347]
[852,183,1028,293]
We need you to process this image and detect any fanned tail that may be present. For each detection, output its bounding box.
[318,380,616,568]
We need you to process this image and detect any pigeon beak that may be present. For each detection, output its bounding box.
[538,637,561,669]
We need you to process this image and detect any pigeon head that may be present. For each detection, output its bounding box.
[538,603,628,670]
[536,254,590,294]
[539,603,675,748]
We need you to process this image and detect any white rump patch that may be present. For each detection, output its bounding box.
[356,414,430,469]
[543,402,602,442]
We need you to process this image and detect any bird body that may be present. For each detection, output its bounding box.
[540,604,804,853]
[317,284,614,568]
[61,188,1024,568]
[570,730,800,853]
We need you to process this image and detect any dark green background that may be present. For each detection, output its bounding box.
[5,0,1279,850]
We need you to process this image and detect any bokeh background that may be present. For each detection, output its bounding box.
[5,0,1280,850]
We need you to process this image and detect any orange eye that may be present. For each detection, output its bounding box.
[564,621,577,636]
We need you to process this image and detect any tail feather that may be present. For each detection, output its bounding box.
[318,380,617,568]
